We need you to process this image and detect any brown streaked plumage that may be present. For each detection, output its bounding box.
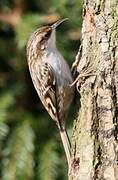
[26,18,74,169]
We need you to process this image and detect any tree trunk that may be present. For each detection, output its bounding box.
[69,0,118,180]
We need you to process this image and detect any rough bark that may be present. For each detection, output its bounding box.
[69,0,118,180]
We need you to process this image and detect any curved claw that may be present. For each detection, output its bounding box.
[70,71,96,87]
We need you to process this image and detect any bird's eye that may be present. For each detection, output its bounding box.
[36,29,51,50]
[44,30,51,39]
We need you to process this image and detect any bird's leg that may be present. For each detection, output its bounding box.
[70,66,96,87]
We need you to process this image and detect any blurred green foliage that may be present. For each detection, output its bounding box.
[0,0,82,179]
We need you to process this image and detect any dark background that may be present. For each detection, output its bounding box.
[0,0,82,179]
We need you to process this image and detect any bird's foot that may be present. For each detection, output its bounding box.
[70,67,96,90]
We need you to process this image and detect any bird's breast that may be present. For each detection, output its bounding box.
[42,50,73,86]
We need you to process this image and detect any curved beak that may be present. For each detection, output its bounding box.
[51,18,68,29]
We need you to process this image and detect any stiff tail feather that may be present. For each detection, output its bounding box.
[59,128,71,166]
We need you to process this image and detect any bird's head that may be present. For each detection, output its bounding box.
[27,18,68,59]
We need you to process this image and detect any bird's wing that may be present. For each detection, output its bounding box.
[34,62,59,122]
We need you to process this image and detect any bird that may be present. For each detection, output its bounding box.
[26,18,74,167]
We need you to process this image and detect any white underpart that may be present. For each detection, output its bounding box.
[42,29,73,86]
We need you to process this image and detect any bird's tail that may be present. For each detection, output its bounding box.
[59,128,71,166]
